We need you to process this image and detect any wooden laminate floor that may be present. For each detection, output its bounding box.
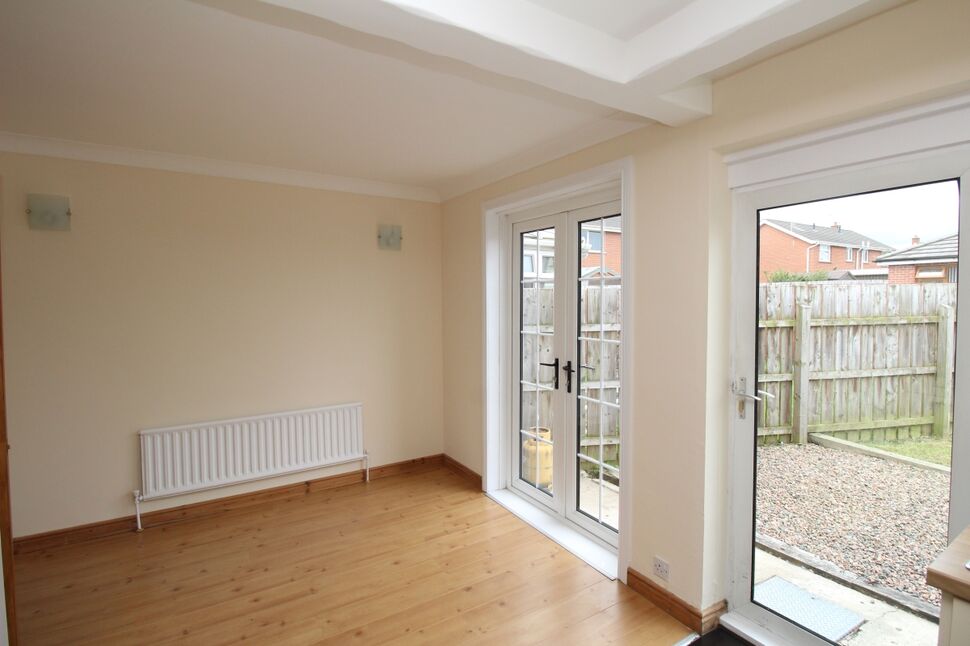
[15,467,691,645]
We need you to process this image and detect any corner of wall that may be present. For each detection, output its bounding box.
[700,153,733,609]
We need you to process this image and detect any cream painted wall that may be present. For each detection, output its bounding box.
[441,0,970,610]
[0,154,444,536]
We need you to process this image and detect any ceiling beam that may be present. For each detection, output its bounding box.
[248,0,901,127]
[255,0,708,125]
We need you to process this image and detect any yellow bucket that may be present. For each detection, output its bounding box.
[522,427,553,490]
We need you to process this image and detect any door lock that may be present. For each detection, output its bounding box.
[539,358,560,390]
[562,360,575,393]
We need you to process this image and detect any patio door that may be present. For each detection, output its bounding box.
[510,201,622,546]
[728,168,970,644]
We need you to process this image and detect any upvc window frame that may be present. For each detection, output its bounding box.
[522,252,537,277]
[818,243,832,263]
[581,228,604,253]
[539,251,556,277]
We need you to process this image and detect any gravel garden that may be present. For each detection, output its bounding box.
[756,442,950,606]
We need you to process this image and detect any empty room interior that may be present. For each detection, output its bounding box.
[2,1,970,644]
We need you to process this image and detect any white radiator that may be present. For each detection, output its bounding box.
[133,403,366,528]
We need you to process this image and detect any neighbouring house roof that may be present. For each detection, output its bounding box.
[827,270,854,281]
[826,268,889,281]
[849,268,888,277]
[875,233,958,265]
[762,219,894,251]
[580,266,620,278]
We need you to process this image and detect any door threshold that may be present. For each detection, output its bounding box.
[487,488,617,579]
[719,611,789,646]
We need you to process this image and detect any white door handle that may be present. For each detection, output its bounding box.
[731,379,776,401]
[732,379,774,418]
[732,378,772,399]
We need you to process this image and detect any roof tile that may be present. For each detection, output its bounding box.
[763,219,893,251]
[875,233,958,263]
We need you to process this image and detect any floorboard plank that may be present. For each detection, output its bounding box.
[15,467,691,645]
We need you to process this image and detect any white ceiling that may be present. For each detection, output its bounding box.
[526,0,693,41]
[0,0,903,202]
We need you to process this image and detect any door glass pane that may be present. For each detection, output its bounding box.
[521,283,538,329]
[602,332,621,387]
[536,433,553,495]
[578,338,601,394]
[578,458,600,519]
[537,330,556,388]
[521,333,537,384]
[520,387,537,435]
[521,427,553,492]
[752,181,958,645]
[520,430,549,489]
[538,281,555,333]
[579,277,600,326]
[602,216,622,275]
[602,465,619,530]
[537,389,555,440]
[578,400,601,463]
[518,226,555,496]
[519,432,536,488]
[523,253,535,276]
[541,254,555,276]
[576,215,621,531]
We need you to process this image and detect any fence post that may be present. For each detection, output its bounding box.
[792,295,812,444]
[934,305,955,438]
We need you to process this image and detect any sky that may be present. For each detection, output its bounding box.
[760,179,959,251]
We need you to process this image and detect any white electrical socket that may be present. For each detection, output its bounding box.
[653,556,670,581]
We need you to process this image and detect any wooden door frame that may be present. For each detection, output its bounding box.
[0,176,18,644]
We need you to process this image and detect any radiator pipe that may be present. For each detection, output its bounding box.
[133,490,144,532]
[129,455,369,534]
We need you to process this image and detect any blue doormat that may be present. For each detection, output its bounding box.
[754,576,864,642]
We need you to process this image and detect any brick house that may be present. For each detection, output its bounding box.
[521,220,622,277]
[759,219,893,280]
[875,233,958,284]
[580,220,621,274]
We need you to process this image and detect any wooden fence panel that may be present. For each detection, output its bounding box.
[526,284,624,458]
[757,282,957,444]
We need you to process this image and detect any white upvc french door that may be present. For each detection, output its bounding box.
[510,201,622,547]
[725,101,970,643]
[511,214,567,513]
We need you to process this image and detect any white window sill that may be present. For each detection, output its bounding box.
[487,488,617,579]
